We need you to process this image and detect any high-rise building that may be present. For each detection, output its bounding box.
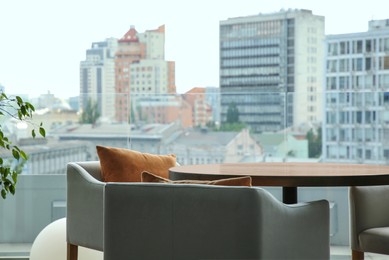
[115,25,176,123]
[80,38,118,121]
[323,19,389,164]
[219,9,324,133]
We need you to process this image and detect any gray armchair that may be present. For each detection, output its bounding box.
[349,186,389,260]
[67,161,330,260]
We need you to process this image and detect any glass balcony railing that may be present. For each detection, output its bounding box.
[1,91,389,259]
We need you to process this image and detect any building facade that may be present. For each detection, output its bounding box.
[80,38,118,121]
[324,19,389,164]
[219,9,324,133]
[136,95,193,128]
[165,128,263,165]
[183,87,213,127]
[115,25,176,122]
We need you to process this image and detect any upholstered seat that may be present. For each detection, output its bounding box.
[349,186,389,259]
[67,161,330,260]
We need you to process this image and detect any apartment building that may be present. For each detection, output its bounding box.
[183,87,213,127]
[115,25,176,122]
[136,95,193,128]
[323,19,389,164]
[80,38,118,120]
[220,9,324,133]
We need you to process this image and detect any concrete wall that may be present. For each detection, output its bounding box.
[0,175,66,243]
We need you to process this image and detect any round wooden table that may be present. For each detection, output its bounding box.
[169,162,389,204]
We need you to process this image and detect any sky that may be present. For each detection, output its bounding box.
[1,0,389,99]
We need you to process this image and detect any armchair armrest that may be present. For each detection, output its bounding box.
[349,185,389,251]
[66,162,105,251]
[257,188,329,259]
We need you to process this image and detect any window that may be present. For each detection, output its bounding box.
[339,59,349,72]
[352,58,363,71]
[328,42,338,55]
[380,38,389,52]
[340,41,349,54]
[365,39,372,53]
[353,40,363,53]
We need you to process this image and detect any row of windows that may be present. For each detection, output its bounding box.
[220,38,281,48]
[220,47,280,58]
[327,56,389,72]
[328,38,389,56]
[325,145,386,160]
[326,126,385,140]
[221,76,279,85]
[220,20,283,39]
[220,67,280,77]
[326,74,389,90]
[326,111,378,124]
[220,93,284,103]
[221,57,280,67]
[326,92,389,106]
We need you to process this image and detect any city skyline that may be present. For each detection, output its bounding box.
[1,0,389,99]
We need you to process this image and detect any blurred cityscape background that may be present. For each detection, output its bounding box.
[2,8,389,258]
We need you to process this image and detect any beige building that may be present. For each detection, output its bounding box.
[183,87,213,127]
[115,25,176,122]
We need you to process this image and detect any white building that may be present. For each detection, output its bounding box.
[129,59,173,94]
[80,38,118,121]
[324,19,389,164]
[220,9,324,132]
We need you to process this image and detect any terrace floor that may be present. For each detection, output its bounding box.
[0,244,388,259]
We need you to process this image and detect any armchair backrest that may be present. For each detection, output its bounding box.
[104,183,329,260]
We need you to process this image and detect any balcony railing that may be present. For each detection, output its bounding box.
[2,91,389,258]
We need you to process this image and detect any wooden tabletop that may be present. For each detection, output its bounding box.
[169,162,389,187]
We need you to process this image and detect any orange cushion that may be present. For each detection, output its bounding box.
[141,171,252,187]
[96,146,176,182]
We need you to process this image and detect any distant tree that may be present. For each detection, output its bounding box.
[80,98,100,124]
[226,102,239,124]
[287,150,296,157]
[219,122,247,132]
[0,93,45,199]
[307,127,322,158]
[218,102,247,131]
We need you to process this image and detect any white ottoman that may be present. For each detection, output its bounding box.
[30,218,103,260]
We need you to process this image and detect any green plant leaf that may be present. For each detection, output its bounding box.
[20,151,27,160]
[39,127,46,137]
[31,129,36,138]
[12,172,17,183]
[16,96,23,104]
[10,185,15,195]
[1,190,6,199]
[12,149,20,160]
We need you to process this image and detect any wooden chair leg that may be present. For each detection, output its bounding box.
[352,249,364,260]
[67,242,78,260]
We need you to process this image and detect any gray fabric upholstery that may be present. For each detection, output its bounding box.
[66,162,104,251]
[349,186,389,255]
[67,161,330,260]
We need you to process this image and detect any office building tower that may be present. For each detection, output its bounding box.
[115,25,176,123]
[80,38,118,121]
[324,19,389,164]
[220,9,324,133]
